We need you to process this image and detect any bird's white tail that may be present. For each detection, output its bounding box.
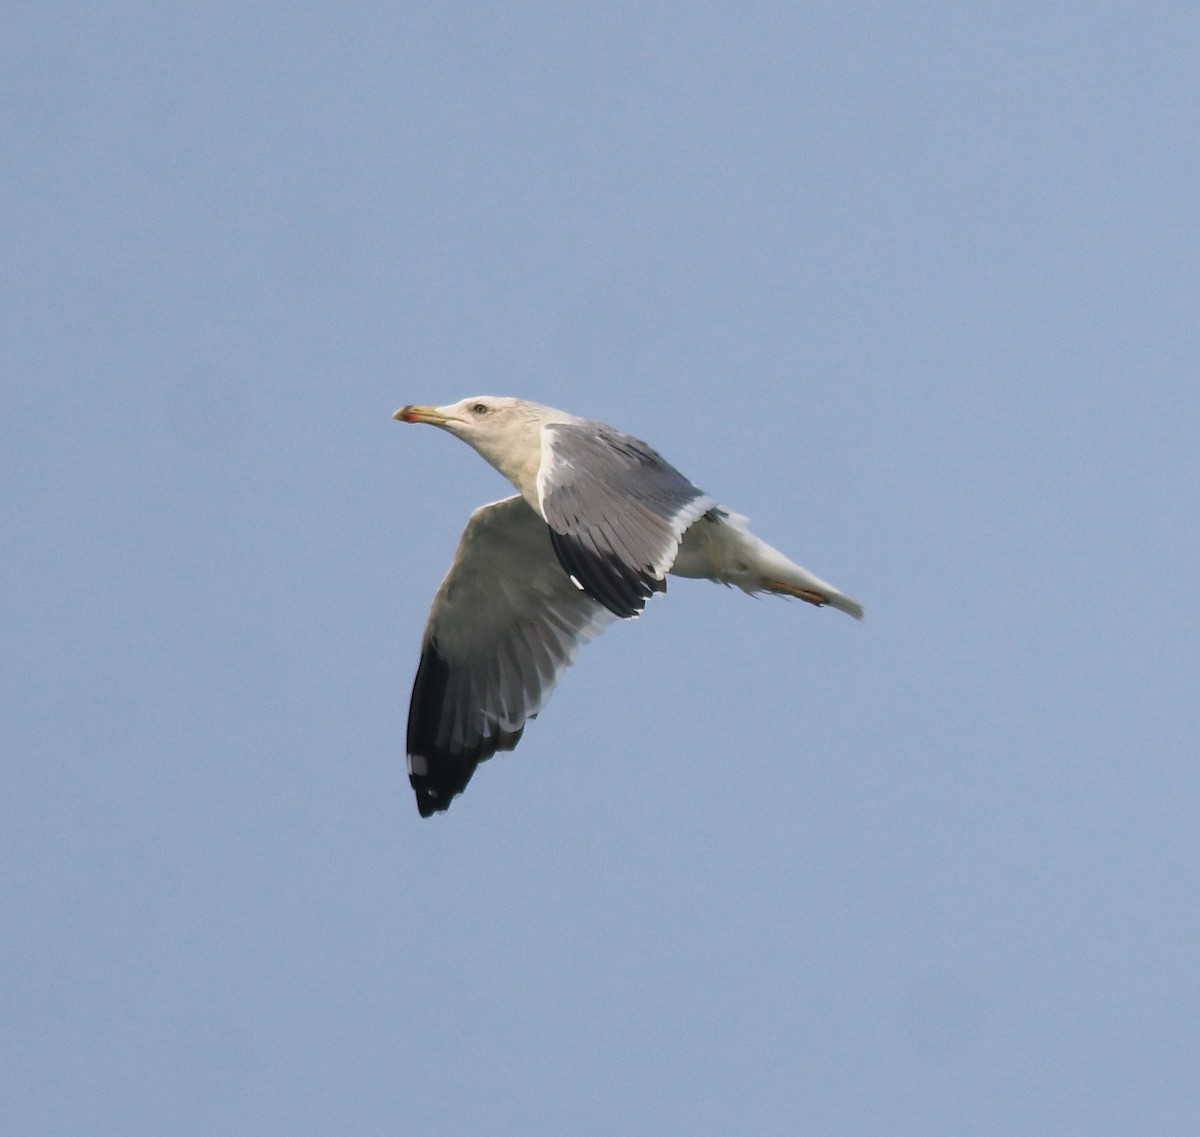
[672,509,864,619]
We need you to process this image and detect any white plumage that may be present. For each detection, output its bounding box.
[394,395,862,816]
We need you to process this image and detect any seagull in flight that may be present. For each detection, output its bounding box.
[394,396,862,816]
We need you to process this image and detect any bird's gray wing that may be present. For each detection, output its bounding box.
[407,495,616,817]
[536,422,716,618]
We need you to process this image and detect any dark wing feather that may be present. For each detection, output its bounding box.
[407,495,615,816]
[537,423,715,618]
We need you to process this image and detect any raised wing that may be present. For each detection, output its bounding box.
[407,495,616,816]
[536,422,715,619]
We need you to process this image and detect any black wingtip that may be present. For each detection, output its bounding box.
[408,754,477,817]
[407,644,478,816]
[406,639,526,817]
[413,784,452,817]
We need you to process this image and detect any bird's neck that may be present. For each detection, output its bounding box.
[468,429,543,506]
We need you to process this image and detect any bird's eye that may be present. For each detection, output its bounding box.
[471,403,488,415]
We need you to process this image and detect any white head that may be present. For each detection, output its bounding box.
[393,396,580,494]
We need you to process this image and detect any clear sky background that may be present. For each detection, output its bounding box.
[4,3,1197,1134]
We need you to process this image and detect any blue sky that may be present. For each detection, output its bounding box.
[4,3,1198,1134]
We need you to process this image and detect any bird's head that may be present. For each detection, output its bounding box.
[393,396,572,493]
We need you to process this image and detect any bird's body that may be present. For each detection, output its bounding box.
[395,396,862,816]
